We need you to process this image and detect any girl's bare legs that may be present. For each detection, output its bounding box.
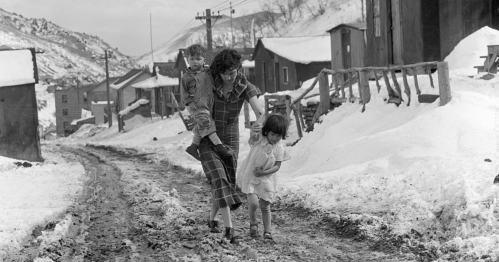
[260,199,271,233]
[247,193,259,224]
[209,201,218,221]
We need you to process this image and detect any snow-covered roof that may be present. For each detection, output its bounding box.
[242,60,255,68]
[118,99,149,116]
[0,49,37,87]
[327,23,366,32]
[132,74,178,89]
[259,36,331,64]
[71,116,94,126]
[110,69,145,90]
[91,101,114,105]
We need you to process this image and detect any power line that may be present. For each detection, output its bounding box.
[210,0,231,9]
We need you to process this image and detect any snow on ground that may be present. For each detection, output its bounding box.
[0,149,85,259]
[3,26,499,260]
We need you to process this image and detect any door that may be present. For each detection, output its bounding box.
[274,62,280,92]
[391,0,403,65]
[341,28,352,69]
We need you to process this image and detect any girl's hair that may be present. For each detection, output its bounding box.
[210,48,242,79]
[262,114,288,139]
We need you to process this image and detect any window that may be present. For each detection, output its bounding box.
[282,67,289,84]
[62,108,68,115]
[83,92,88,102]
[62,95,68,103]
[373,0,381,37]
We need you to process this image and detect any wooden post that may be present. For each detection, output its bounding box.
[382,70,396,98]
[390,70,402,97]
[437,61,451,106]
[412,67,421,95]
[318,71,330,117]
[292,105,303,138]
[402,69,411,106]
[374,70,381,93]
[358,71,371,104]
[426,65,434,88]
[297,103,306,131]
[348,72,355,102]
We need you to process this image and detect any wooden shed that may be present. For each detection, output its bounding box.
[252,36,331,93]
[327,23,366,70]
[365,0,499,66]
[0,48,43,161]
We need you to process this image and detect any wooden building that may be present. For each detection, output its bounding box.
[0,48,43,161]
[327,23,366,70]
[132,62,180,117]
[110,69,151,112]
[55,83,95,136]
[365,0,499,66]
[252,36,331,93]
[85,76,120,109]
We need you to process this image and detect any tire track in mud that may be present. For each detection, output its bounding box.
[6,144,419,261]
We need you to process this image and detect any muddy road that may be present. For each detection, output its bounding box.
[6,144,418,261]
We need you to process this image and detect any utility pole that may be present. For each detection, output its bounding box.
[230,2,235,47]
[361,0,365,23]
[196,9,222,64]
[104,50,113,127]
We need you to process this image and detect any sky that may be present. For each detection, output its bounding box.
[3,19,499,261]
[0,0,262,57]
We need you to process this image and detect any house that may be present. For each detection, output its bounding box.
[132,62,180,117]
[85,76,120,108]
[55,83,95,136]
[0,48,43,161]
[327,23,366,70]
[110,69,151,112]
[252,36,331,93]
[365,0,499,66]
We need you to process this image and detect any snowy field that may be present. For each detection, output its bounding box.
[3,26,499,260]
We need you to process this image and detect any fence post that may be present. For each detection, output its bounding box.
[437,61,451,106]
[358,71,371,104]
[318,71,330,116]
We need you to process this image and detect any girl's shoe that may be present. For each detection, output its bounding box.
[207,219,221,233]
[263,231,273,240]
[249,223,259,238]
[224,227,240,244]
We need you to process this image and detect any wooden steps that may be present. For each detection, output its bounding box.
[475,45,499,74]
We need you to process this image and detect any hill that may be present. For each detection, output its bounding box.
[136,0,363,66]
[0,8,138,85]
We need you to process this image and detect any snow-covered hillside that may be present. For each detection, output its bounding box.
[136,0,363,66]
[0,8,137,84]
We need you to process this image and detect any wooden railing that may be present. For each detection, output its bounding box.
[262,61,451,138]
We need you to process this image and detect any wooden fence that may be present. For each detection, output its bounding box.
[263,61,451,138]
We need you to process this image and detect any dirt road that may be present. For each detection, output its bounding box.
[5,144,419,261]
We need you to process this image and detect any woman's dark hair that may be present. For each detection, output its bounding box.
[262,114,288,140]
[210,48,242,79]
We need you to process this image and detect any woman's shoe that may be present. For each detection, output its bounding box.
[263,231,273,240]
[207,219,221,233]
[224,227,240,244]
[249,223,259,238]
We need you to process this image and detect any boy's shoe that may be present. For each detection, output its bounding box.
[207,219,222,233]
[214,144,234,156]
[186,144,200,161]
[223,227,241,244]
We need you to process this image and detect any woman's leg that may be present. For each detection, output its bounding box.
[219,207,232,228]
[247,193,259,224]
[260,199,271,233]
[209,200,219,221]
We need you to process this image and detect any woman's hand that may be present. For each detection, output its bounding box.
[253,167,266,177]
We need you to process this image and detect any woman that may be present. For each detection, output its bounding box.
[198,49,263,243]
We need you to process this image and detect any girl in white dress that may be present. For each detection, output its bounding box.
[236,114,291,240]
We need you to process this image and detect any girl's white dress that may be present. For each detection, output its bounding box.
[236,133,291,202]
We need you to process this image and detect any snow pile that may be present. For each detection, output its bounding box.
[118,99,149,116]
[445,26,499,76]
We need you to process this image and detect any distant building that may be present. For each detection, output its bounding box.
[55,84,95,136]
[0,48,43,161]
[252,37,330,93]
[111,69,151,112]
